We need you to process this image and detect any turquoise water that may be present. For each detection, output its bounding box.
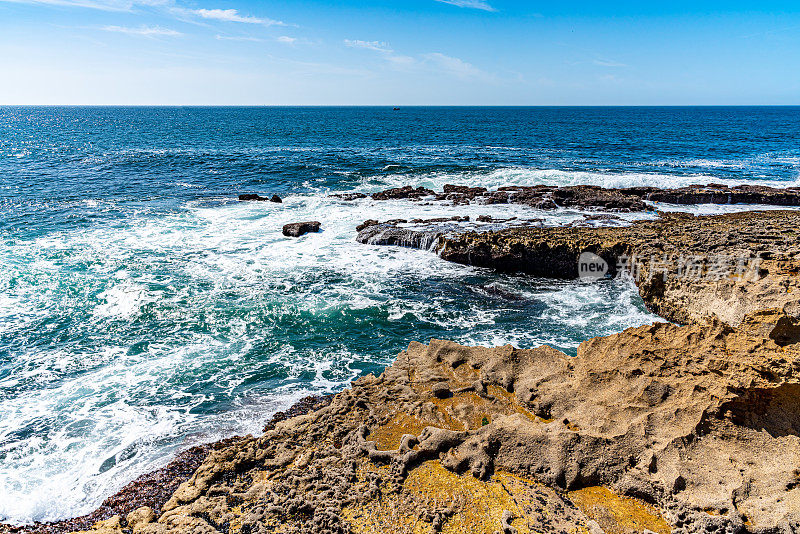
[1,106,799,524]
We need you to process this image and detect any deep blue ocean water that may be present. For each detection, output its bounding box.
[1,106,799,524]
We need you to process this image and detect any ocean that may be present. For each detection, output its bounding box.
[1,106,799,525]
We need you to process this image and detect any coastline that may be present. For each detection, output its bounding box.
[5,195,800,533]
[1,396,333,534]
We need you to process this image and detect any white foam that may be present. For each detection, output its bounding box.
[648,201,800,215]
[0,190,666,525]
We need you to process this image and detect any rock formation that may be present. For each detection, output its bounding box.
[51,309,800,534]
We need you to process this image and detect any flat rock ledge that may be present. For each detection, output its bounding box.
[339,183,800,212]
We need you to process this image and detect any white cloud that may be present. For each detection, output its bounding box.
[0,0,167,11]
[193,8,284,26]
[345,39,487,79]
[101,24,182,36]
[215,34,264,42]
[276,36,296,44]
[593,58,628,68]
[344,39,416,67]
[435,0,496,12]
[422,52,485,78]
[344,39,392,52]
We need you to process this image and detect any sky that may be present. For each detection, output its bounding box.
[0,1,798,105]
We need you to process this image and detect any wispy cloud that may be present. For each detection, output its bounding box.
[593,58,627,68]
[192,8,284,26]
[435,0,496,12]
[101,24,182,36]
[0,0,166,11]
[741,24,800,39]
[344,39,415,66]
[215,34,263,42]
[344,39,392,52]
[276,36,297,44]
[422,52,484,78]
[344,39,487,79]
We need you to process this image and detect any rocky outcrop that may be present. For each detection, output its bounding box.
[348,183,800,212]
[438,210,800,326]
[60,310,800,533]
[646,184,800,205]
[282,221,321,237]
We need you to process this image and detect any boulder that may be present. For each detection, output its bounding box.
[283,221,321,237]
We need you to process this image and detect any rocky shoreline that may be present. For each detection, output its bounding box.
[339,183,800,212]
[6,186,800,534]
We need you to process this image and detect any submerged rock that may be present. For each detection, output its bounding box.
[356,224,442,251]
[282,221,321,237]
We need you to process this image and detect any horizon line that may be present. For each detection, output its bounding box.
[1,104,799,108]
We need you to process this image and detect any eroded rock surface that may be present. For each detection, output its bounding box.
[60,310,800,534]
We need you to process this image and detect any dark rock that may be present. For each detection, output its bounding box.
[550,185,647,212]
[239,193,270,201]
[535,198,559,210]
[345,183,800,213]
[283,221,321,237]
[443,184,488,196]
[356,219,380,232]
[646,184,800,206]
[270,194,282,203]
[371,186,436,201]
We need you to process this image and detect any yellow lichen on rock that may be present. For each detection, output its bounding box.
[344,460,536,534]
[568,486,671,534]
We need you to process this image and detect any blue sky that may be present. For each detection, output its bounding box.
[0,0,798,104]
